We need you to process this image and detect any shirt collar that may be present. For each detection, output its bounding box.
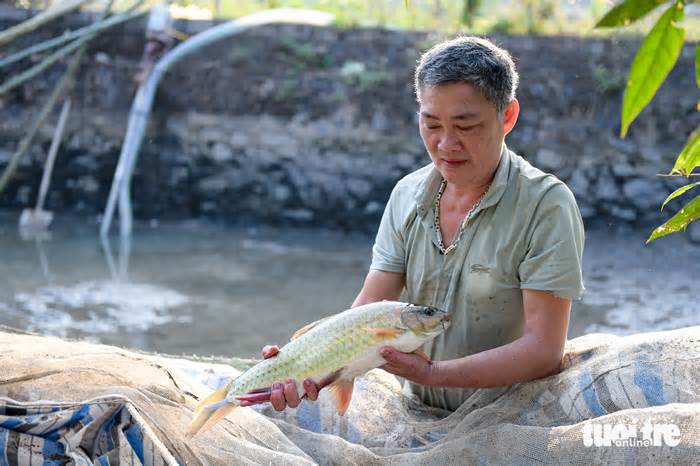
[414,143,512,218]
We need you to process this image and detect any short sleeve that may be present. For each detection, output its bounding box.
[518,184,585,300]
[370,186,406,273]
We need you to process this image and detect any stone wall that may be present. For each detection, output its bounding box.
[0,11,697,232]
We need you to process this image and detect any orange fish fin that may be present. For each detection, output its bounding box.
[412,349,431,362]
[291,316,331,340]
[317,369,342,390]
[194,387,227,415]
[188,387,237,437]
[368,327,402,341]
[327,378,354,416]
[188,401,236,437]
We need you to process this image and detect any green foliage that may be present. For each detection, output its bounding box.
[595,0,668,28]
[595,0,698,242]
[147,0,700,39]
[670,128,700,177]
[661,182,700,211]
[620,1,685,138]
[278,36,332,69]
[488,16,515,34]
[227,46,255,64]
[647,196,700,243]
[275,77,299,101]
[592,65,625,95]
[339,61,392,92]
[522,0,560,34]
[461,0,482,26]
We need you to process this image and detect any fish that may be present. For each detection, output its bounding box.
[187,301,451,436]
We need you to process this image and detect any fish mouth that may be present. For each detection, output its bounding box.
[440,313,451,331]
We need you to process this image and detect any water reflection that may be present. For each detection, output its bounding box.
[1,215,372,356]
[101,232,131,281]
[1,214,698,357]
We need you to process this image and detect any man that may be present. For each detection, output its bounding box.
[263,36,584,412]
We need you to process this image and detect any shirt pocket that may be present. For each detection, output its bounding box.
[464,262,498,302]
[463,261,523,349]
[463,261,521,317]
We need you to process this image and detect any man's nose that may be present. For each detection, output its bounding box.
[437,131,462,152]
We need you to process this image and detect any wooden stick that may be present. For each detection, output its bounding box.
[35,98,71,211]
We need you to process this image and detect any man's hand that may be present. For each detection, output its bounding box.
[380,346,436,385]
[241,345,320,411]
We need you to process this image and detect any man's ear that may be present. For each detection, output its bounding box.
[502,99,520,136]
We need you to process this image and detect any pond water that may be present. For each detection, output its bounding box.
[0,212,698,359]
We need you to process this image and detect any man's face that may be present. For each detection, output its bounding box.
[417,82,518,187]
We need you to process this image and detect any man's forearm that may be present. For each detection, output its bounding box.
[351,269,405,307]
[428,334,563,388]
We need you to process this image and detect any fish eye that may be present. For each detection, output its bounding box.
[423,308,435,317]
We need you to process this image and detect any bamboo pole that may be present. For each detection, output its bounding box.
[0,34,92,96]
[0,0,93,47]
[0,48,85,195]
[0,9,144,69]
[1,0,119,197]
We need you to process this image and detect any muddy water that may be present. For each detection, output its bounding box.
[0,213,697,358]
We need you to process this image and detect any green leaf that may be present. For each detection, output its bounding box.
[670,128,700,176]
[661,181,700,211]
[595,0,669,28]
[620,1,685,138]
[405,0,408,7]
[647,195,700,243]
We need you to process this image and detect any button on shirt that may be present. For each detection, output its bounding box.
[370,145,585,411]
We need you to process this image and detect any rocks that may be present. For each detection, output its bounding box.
[536,148,566,172]
[577,202,596,220]
[364,201,384,216]
[199,127,230,145]
[622,178,666,211]
[75,176,100,194]
[282,208,314,221]
[198,175,229,193]
[688,221,700,245]
[594,169,621,202]
[611,162,636,178]
[0,23,695,231]
[346,178,373,199]
[639,146,664,164]
[210,143,234,163]
[271,185,292,203]
[607,205,637,222]
[567,170,590,198]
[0,149,11,164]
[0,104,687,230]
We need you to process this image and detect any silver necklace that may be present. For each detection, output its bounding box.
[433,179,489,255]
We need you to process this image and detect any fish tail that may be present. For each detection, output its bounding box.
[187,388,237,437]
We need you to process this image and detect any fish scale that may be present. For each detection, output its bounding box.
[188,301,451,436]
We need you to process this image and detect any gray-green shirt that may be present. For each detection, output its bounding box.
[370,145,585,411]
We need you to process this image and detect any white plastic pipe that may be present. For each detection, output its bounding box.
[100,8,334,239]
